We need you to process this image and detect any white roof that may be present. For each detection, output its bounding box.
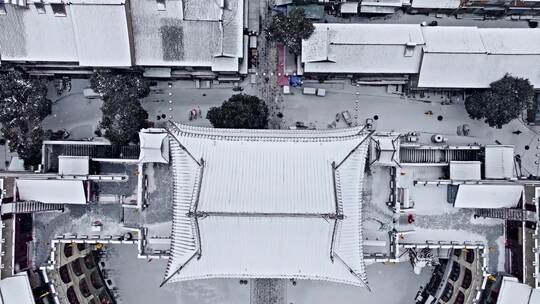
[69,4,132,67]
[453,184,523,209]
[411,0,460,8]
[165,123,370,286]
[422,27,485,53]
[372,134,400,165]
[341,2,358,13]
[0,273,36,304]
[360,5,398,13]
[0,2,131,66]
[0,4,78,62]
[58,156,90,175]
[530,289,540,304]
[302,24,424,74]
[485,145,515,179]
[418,27,540,89]
[496,277,534,304]
[418,53,540,89]
[130,0,243,71]
[479,29,540,55]
[16,179,86,205]
[361,0,403,7]
[139,131,169,164]
[449,161,481,180]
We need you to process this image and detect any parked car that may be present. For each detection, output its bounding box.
[341,111,352,126]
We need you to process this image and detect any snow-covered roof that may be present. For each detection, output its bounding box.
[479,29,540,55]
[69,4,132,67]
[372,133,400,166]
[302,24,424,74]
[418,53,540,89]
[341,2,358,13]
[359,5,398,13]
[449,161,481,180]
[484,145,515,179]
[130,0,243,72]
[300,24,540,88]
[58,156,89,175]
[411,0,460,8]
[0,272,36,304]
[164,123,370,287]
[496,277,536,304]
[361,0,403,8]
[422,27,486,53]
[139,131,170,164]
[453,184,523,209]
[418,27,540,89]
[16,179,86,205]
[0,2,131,66]
[530,289,540,304]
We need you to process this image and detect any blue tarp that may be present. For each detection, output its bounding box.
[288,75,303,87]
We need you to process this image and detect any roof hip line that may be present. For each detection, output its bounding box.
[167,121,203,167]
[334,129,374,170]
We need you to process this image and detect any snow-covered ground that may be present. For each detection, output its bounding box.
[42,79,102,139]
[288,262,432,304]
[363,167,395,255]
[142,79,258,128]
[282,83,540,176]
[41,78,255,139]
[103,244,430,304]
[33,204,127,265]
[103,244,251,304]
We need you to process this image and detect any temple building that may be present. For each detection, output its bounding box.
[162,123,372,287]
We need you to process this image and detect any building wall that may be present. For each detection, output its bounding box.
[49,243,114,304]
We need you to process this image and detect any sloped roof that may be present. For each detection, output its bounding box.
[70,4,132,67]
[485,145,515,179]
[164,123,371,287]
[130,0,243,71]
[453,184,523,209]
[139,131,169,164]
[0,273,35,304]
[411,0,460,8]
[371,133,400,166]
[449,161,481,180]
[418,27,540,89]
[496,277,536,304]
[418,53,540,89]
[0,2,131,66]
[16,179,86,205]
[479,29,540,55]
[422,26,485,53]
[58,156,90,175]
[302,24,424,74]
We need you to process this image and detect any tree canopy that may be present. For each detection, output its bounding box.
[90,72,150,145]
[0,70,50,166]
[267,9,315,54]
[207,94,269,129]
[90,72,150,100]
[464,74,534,128]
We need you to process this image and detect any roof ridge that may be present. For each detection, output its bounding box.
[171,121,368,143]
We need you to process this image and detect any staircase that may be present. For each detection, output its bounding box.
[475,208,537,222]
[400,147,481,164]
[1,201,64,215]
[58,144,140,159]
